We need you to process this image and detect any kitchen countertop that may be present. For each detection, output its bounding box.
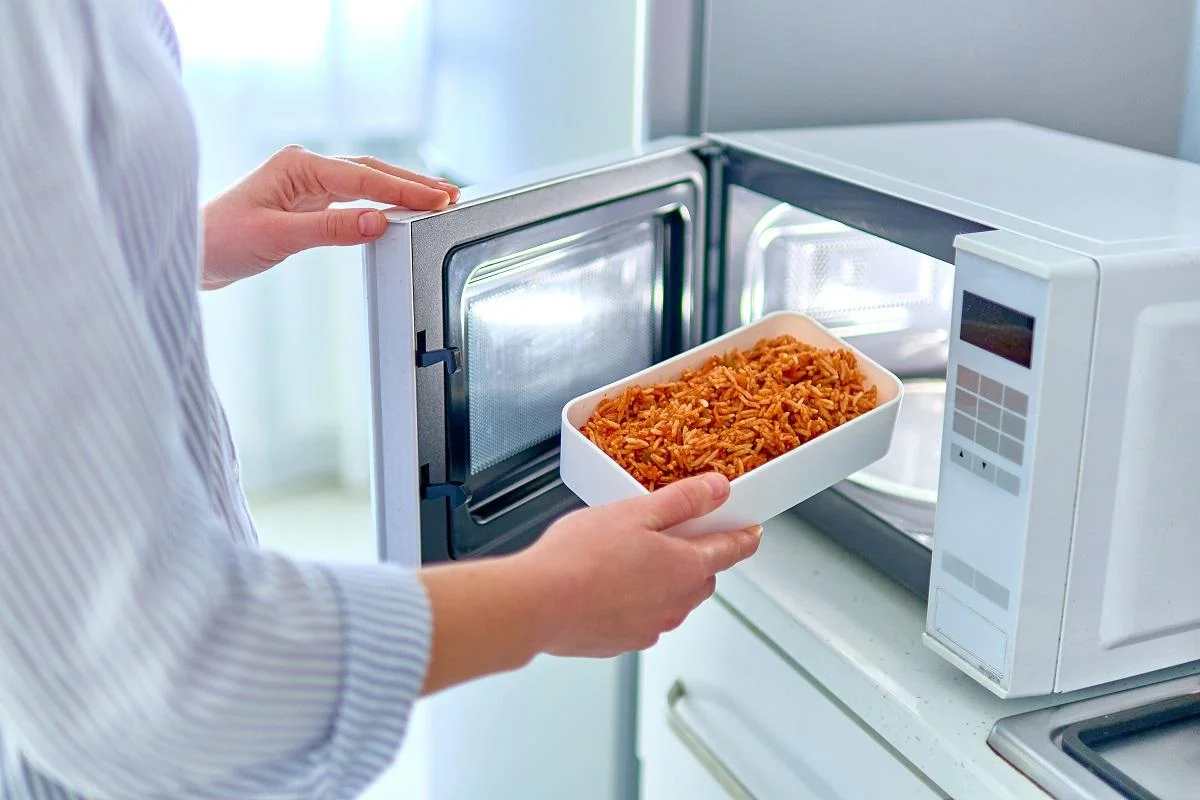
[716,513,1198,799]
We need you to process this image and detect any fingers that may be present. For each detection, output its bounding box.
[311,153,452,210]
[629,473,731,532]
[686,525,763,575]
[278,208,389,251]
[342,156,462,204]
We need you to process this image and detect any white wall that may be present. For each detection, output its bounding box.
[695,0,1196,157]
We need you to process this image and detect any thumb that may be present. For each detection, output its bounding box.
[281,208,389,251]
[625,473,730,532]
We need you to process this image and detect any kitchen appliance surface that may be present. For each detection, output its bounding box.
[365,118,1200,699]
[990,675,1200,800]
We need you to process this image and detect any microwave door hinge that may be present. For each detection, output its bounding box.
[416,346,461,374]
[422,481,470,509]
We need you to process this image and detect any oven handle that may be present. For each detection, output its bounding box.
[666,679,757,800]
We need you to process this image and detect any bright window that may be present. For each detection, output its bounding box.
[164,0,430,495]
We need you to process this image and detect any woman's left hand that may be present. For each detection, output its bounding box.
[201,145,460,289]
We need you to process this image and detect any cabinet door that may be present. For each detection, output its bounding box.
[638,597,946,800]
[640,715,740,800]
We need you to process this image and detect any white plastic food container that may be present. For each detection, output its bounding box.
[560,311,904,538]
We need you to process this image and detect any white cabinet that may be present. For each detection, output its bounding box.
[638,597,946,800]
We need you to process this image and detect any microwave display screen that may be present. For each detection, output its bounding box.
[959,291,1035,368]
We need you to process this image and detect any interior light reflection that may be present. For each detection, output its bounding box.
[470,288,587,328]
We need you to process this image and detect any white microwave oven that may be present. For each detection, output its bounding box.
[364,119,1200,699]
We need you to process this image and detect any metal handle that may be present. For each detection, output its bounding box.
[666,679,757,800]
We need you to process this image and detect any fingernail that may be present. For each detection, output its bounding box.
[746,525,763,539]
[700,473,729,502]
[358,210,386,237]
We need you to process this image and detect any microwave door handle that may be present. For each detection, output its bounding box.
[666,679,757,800]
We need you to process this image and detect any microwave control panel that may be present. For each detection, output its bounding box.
[930,230,1096,698]
[929,243,1052,695]
[948,364,1028,498]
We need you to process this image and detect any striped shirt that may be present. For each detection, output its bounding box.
[0,1,431,797]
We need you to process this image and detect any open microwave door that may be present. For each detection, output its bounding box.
[364,139,708,565]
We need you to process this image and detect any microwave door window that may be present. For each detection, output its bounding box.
[418,176,699,562]
[461,222,659,478]
[367,146,703,563]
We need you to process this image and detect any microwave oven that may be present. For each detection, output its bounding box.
[364,119,1200,699]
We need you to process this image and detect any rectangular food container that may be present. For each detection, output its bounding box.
[560,311,905,538]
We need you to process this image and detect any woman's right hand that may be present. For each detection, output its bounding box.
[518,473,761,658]
[418,474,761,695]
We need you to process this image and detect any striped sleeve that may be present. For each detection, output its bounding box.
[0,3,430,799]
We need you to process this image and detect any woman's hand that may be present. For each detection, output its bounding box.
[521,473,761,657]
[417,474,761,695]
[200,145,460,289]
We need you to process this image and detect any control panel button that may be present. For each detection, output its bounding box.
[950,441,972,471]
[971,455,997,483]
[953,412,975,439]
[980,376,1005,405]
[1003,387,1029,416]
[974,424,1000,453]
[942,551,976,588]
[1001,411,1026,440]
[973,571,1011,611]
[999,435,1023,466]
[995,468,1021,496]
[954,388,978,415]
[977,399,1002,430]
[956,365,980,392]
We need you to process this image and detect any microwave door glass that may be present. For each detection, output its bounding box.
[365,143,704,564]
[438,179,697,559]
[460,221,659,477]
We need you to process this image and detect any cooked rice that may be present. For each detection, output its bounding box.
[580,334,879,490]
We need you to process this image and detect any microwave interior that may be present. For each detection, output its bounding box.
[387,139,989,585]
[722,184,956,595]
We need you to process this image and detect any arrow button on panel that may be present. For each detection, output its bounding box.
[972,456,996,484]
[950,441,973,471]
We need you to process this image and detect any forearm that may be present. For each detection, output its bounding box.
[417,555,552,695]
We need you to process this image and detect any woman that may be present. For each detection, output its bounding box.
[0,2,761,798]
